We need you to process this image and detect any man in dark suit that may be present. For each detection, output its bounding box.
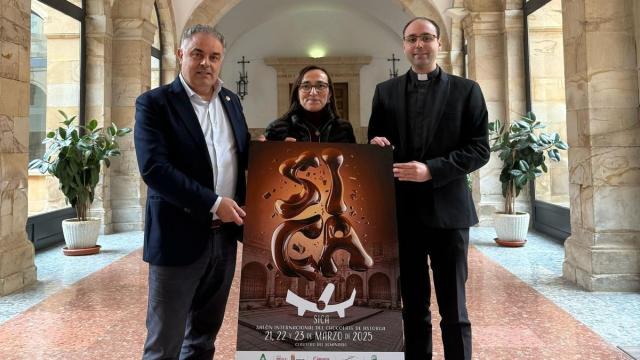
[368,17,490,360]
[134,24,249,359]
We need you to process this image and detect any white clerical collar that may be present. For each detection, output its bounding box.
[179,73,223,102]
[417,73,429,81]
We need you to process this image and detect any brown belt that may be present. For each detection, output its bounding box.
[211,219,224,229]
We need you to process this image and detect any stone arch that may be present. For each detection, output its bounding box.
[154,0,178,82]
[368,272,391,300]
[183,0,451,50]
[183,0,242,31]
[240,262,268,299]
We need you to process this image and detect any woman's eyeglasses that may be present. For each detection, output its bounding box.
[299,82,329,93]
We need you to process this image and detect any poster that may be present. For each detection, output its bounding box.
[237,142,404,360]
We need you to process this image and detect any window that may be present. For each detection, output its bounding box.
[28,0,84,249]
[524,0,570,241]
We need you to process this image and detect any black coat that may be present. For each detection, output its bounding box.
[265,112,356,143]
[368,69,490,229]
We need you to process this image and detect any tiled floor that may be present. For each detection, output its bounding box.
[470,227,640,349]
[0,228,637,359]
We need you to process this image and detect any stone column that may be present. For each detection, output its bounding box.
[444,5,467,77]
[85,1,114,233]
[562,0,640,291]
[362,273,369,302]
[0,0,37,295]
[503,10,526,122]
[266,270,275,306]
[110,18,156,232]
[155,0,177,85]
[463,12,520,225]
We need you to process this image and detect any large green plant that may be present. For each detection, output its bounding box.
[29,111,131,221]
[489,112,568,214]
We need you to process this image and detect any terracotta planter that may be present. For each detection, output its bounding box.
[494,212,530,247]
[61,218,101,254]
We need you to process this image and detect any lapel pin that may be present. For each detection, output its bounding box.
[225,96,231,101]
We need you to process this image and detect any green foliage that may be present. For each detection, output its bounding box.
[28,111,131,221]
[489,112,568,214]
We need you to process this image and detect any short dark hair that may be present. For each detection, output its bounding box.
[402,17,440,38]
[278,65,340,121]
[180,24,225,49]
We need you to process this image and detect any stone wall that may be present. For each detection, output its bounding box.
[0,0,37,295]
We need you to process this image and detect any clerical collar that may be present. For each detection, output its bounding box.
[411,66,440,81]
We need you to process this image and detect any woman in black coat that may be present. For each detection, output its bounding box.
[265,65,356,143]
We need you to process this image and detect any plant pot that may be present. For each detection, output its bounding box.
[494,212,530,247]
[61,218,101,254]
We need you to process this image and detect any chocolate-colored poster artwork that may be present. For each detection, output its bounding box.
[236,142,404,360]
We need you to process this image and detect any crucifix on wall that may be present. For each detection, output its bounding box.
[388,53,399,78]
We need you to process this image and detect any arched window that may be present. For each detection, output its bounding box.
[368,273,391,300]
[240,262,267,300]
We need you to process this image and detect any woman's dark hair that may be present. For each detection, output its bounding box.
[279,65,340,121]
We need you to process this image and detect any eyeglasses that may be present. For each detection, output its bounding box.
[403,33,438,45]
[299,82,329,93]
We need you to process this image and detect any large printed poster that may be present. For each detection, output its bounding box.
[236,142,404,360]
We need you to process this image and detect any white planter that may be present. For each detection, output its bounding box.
[494,212,530,243]
[62,218,101,249]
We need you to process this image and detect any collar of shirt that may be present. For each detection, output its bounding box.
[178,73,224,103]
[409,66,440,83]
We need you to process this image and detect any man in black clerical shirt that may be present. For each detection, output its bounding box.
[368,17,490,360]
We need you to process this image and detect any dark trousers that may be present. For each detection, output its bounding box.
[142,227,238,360]
[398,225,472,360]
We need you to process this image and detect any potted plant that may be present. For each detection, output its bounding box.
[488,112,568,246]
[29,111,131,255]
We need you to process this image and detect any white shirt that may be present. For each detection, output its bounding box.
[179,73,238,219]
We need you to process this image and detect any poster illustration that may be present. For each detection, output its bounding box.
[236,141,404,360]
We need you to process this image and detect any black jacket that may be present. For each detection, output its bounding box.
[368,69,490,229]
[134,77,249,265]
[265,112,356,143]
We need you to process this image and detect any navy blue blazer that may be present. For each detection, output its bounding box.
[134,77,249,266]
[368,69,490,229]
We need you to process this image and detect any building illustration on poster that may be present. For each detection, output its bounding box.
[237,142,404,359]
